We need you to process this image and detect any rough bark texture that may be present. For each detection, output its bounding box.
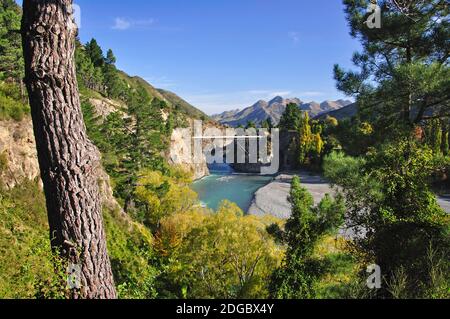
[21,0,117,299]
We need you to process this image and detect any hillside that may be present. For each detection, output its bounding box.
[116,71,167,101]
[315,102,358,120]
[115,71,206,120]
[213,96,352,127]
[157,88,209,119]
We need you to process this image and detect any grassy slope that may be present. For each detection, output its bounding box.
[157,88,208,119]
[117,71,207,120]
[0,180,158,299]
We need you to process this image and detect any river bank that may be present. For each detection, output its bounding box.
[247,171,334,218]
[248,172,450,219]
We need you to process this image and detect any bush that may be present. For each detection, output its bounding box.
[269,176,346,299]
[154,201,283,299]
[0,180,66,298]
[0,180,160,299]
[0,82,29,121]
[104,208,158,299]
[323,139,450,298]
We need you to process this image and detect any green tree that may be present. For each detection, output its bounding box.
[335,0,450,135]
[105,49,117,65]
[442,122,449,156]
[262,118,273,130]
[156,201,283,299]
[85,38,105,68]
[245,120,256,129]
[310,133,324,164]
[279,103,302,131]
[324,139,450,298]
[75,40,104,91]
[298,111,313,165]
[102,48,127,99]
[0,0,24,93]
[269,176,345,299]
[430,119,443,154]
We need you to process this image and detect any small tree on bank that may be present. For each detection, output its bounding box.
[269,176,345,299]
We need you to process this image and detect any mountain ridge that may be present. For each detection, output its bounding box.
[212,96,352,127]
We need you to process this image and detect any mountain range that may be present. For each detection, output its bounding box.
[212,96,353,127]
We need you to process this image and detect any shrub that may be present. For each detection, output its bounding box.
[155,201,283,299]
[0,82,29,121]
[324,139,450,298]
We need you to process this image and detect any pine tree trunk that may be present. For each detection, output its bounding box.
[21,0,117,299]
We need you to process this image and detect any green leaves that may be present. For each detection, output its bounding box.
[324,138,449,298]
[0,0,23,83]
[337,0,450,132]
[278,103,303,131]
[269,176,346,299]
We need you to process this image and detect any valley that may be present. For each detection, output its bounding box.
[0,0,448,301]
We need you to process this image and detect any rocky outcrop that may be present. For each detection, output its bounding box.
[88,97,210,180]
[89,97,125,119]
[0,119,40,189]
[0,117,121,212]
[169,125,209,180]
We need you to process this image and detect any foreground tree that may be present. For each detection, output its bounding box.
[0,0,25,93]
[155,201,283,299]
[324,141,449,298]
[269,177,345,299]
[335,0,449,135]
[21,0,116,298]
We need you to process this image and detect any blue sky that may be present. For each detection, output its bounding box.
[20,0,361,114]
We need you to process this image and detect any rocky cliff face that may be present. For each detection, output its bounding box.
[169,123,210,180]
[0,119,40,189]
[0,117,121,212]
[88,96,210,180]
[1,94,209,211]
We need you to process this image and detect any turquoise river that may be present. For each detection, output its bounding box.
[191,164,273,212]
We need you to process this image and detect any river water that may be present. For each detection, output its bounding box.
[191,164,273,212]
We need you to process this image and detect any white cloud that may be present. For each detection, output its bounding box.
[288,31,300,44]
[112,17,156,30]
[112,18,131,30]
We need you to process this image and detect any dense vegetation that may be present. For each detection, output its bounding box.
[269,0,450,299]
[323,0,450,298]
[278,103,338,169]
[0,0,283,300]
[269,177,346,298]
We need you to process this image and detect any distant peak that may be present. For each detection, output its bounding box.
[252,99,269,107]
[269,96,284,104]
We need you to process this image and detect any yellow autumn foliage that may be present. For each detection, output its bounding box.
[156,201,284,299]
[134,167,198,227]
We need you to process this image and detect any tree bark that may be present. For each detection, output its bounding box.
[21,0,117,299]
